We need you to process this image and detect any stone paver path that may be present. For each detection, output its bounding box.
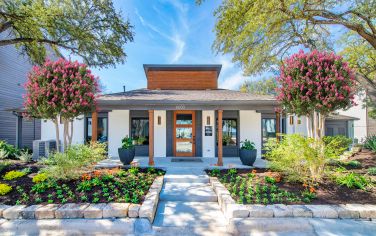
[153,167,231,235]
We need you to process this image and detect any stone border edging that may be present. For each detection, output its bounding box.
[209,177,376,220]
[0,176,164,223]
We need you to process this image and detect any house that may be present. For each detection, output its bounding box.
[40,64,370,162]
[0,38,41,149]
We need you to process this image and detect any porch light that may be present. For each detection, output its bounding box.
[289,116,294,125]
[157,116,161,125]
[207,116,211,125]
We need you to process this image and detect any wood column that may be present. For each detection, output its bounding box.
[217,110,223,166]
[148,110,155,166]
[91,111,98,142]
[276,112,281,142]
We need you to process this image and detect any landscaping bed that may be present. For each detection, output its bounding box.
[206,167,375,205]
[0,160,165,206]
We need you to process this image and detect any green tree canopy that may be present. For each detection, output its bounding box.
[207,0,376,80]
[239,77,277,95]
[0,0,134,68]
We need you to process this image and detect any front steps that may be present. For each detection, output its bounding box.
[152,168,229,235]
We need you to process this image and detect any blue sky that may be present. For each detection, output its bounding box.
[90,0,347,94]
[91,0,265,93]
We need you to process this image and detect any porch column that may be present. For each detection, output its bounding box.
[91,111,98,142]
[217,110,223,166]
[276,112,281,142]
[148,110,155,166]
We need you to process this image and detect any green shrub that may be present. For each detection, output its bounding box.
[335,172,370,190]
[264,134,327,185]
[0,140,19,158]
[322,135,352,158]
[32,173,48,183]
[121,136,134,149]
[3,170,27,180]
[0,149,8,160]
[345,160,362,168]
[368,167,376,176]
[0,161,10,173]
[42,142,107,180]
[364,135,376,152]
[15,150,33,162]
[0,183,12,195]
[210,168,220,177]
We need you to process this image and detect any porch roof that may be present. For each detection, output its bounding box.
[97,89,278,110]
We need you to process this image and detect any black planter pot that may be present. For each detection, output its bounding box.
[239,149,257,166]
[118,147,135,165]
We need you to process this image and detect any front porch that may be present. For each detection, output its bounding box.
[96,156,267,170]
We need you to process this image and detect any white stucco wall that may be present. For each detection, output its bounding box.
[286,115,308,136]
[154,110,166,157]
[108,110,129,158]
[338,94,368,142]
[239,110,262,158]
[41,115,85,146]
[202,110,215,157]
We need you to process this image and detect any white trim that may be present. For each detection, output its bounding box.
[202,110,215,157]
[154,110,166,157]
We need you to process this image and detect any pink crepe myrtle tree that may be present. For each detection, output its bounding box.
[24,58,100,151]
[276,50,357,139]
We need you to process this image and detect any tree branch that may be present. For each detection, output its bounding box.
[0,21,12,33]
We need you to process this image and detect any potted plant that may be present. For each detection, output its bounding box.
[118,136,135,165]
[239,139,257,166]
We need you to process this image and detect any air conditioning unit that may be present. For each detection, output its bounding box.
[32,140,57,160]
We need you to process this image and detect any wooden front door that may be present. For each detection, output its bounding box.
[173,111,196,157]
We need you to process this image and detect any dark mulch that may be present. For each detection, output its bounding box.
[0,161,165,206]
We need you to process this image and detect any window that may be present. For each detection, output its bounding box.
[86,117,108,142]
[217,119,237,146]
[131,118,149,145]
[262,118,276,144]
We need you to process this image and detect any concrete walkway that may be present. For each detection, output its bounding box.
[96,156,267,169]
[152,167,231,235]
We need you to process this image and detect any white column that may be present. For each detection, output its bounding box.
[202,110,215,157]
[239,110,262,158]
[154,110,166,157]
[108,110,129,158]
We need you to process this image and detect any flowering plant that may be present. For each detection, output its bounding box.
[24,58,100,150]
[276,50,357,138]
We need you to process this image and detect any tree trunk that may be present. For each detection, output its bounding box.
[53,118,60,153]
[68,120,74,146]
[63,119,68,151]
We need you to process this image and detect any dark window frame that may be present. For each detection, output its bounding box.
[84,115,108,143]
[130,117,149,145]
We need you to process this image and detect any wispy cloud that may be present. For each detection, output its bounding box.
[135,1,189,63]
[220,71,247,90]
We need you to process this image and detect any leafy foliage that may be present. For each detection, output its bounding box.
[0,183,12,195]
[207,0,376,77]
[240,139,256,150]
[322,135,352,158]
[121,136,134,149]
[276,50,357,117]
[0,0,134,67]
[0,140,19,159]
[3,170,27,180]
[364,135,376,152]
[32,173,48,183]
[15,150,33,162]
[368,167,376,176]
[240,77,277,95]
[42,142,107,180]
[264,134,327,185]
[335,172,371,190]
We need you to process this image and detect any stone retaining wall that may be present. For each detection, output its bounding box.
[0,176,163,224]
[209,177,376,220]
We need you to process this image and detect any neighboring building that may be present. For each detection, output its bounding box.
[41,64,372,160]
[0,41,41,149]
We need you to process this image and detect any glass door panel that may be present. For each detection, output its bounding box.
[174,111,195,157]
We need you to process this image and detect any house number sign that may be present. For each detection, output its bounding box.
[205,126,213,136]
[175,105,186,110]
